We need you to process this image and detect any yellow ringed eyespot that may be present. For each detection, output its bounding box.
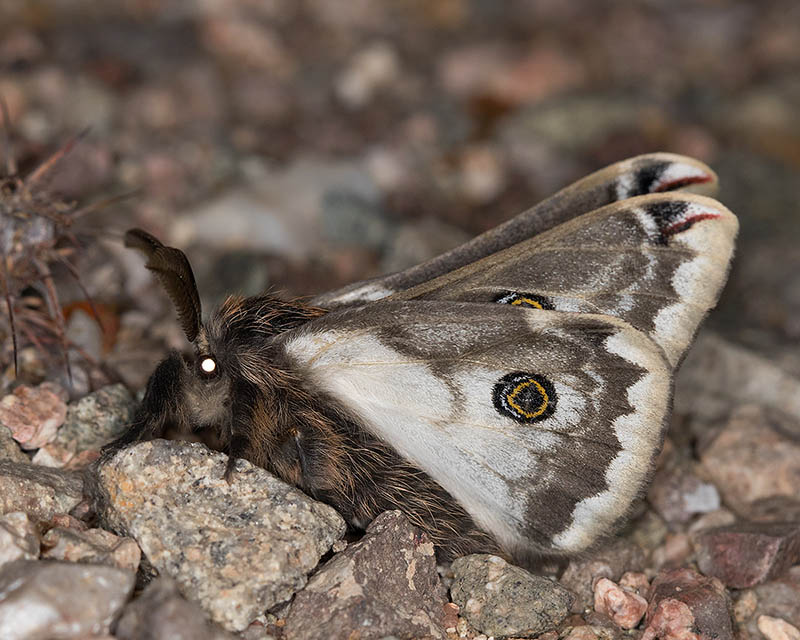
[506,378,549,419]
[511,297,544,309]
[492,372,557,423]
[494,291,555,310]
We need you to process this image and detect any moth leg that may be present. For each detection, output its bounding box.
[223,381,257,482]
[101,351,187,458]
[223,395,305,485]
[223,434,246,483]
[223,425,276,483]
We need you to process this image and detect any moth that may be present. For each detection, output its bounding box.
[105,153,737,563]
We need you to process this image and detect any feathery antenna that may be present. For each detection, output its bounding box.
[124,228,203,342]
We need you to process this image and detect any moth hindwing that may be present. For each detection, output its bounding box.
[111,153,737,562]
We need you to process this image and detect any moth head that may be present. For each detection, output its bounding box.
[125,229,324,438]
[125,229,233,430]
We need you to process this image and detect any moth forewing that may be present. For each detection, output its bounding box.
[390,192,738,369]
[645,195,738,367]
[314,152,720,309]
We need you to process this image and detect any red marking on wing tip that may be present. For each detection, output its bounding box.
[654,173,713,193]
[663,212,721,236]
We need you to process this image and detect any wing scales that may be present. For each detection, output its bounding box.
[282,301,670,554]
[393,193,737,367]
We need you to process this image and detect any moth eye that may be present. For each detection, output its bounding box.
[493,372,557,423]
[494,291,555,311]
[200,356,218,376]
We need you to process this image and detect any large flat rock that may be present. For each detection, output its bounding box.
[91,439,346,632]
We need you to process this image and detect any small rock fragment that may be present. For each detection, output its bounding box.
[66,448,101,470]
[745,581,800,636]
[758,616,800,640]
[42,526,141,572]
[560,539,646,612]
[31,440,76,467]
[55,384,135,453]
[642,568,733,640]
[0,27,44,66]
[201,17,291,74]
[583,610,625,640]
[382,218,471,274]
[652,532,692,570]
[443,602,460,633]
[450,554,574,638]
[92,440,346,632]
[694,522,800,588]
[114,577,234,640]
[733,590,758,624]
[564,626,601,640]
[35,384,136,468]
[688,509,736,536]
[642,598,699,640]
[49,513,88,531]
[284,510,446,640]
[748,496,800,523]
[0,459,83,519]
[458,144,506,204]
[631,509,669,552]
[0,512,39,568]
[240,619,279,640]
[699,405,800,516]
[0,559,134,640]
[619,571,650,597]
[593,577,648,629]
[648,468,720,524]
[0,425,28,463]
[0,382,67,450]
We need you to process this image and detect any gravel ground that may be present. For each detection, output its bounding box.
[1,2,799,639]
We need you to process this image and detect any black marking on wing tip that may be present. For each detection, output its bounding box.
[493,372,557,423]
[645,200,690,245]
[622,161,713,199]
[628,161,670,197]
[494,291,555,310]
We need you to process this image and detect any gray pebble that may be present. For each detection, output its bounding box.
[285,510,446,640]
[0,512,39,569]
[451,554,574,638]
[0,425,28,464]
[115,577,235,640]
[54,383,136,453]
[91,440,346,632]
[0,460,83,520]
[0,559,134,640]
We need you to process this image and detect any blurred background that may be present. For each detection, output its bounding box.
[1,0,798,393]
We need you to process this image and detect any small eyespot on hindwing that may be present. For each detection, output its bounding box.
[494,291,555,310]
[493,372,557,423]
